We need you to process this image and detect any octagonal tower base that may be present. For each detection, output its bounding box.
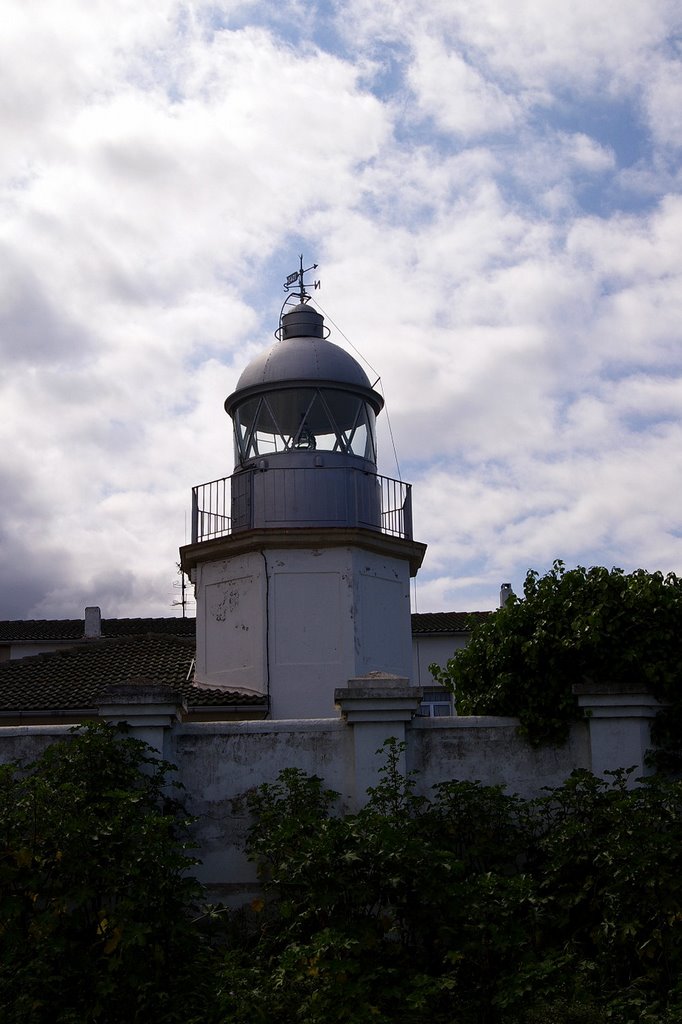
[181,527,426,720]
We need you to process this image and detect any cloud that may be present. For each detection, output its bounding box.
[0,0,680,621]
[407,35,522,137]
[643,57,682,150]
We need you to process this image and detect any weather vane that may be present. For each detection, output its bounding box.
[283,255,320,303]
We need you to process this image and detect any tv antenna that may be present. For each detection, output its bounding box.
[172,562,194,618]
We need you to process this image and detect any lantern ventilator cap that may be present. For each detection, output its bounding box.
[276,256,328,340]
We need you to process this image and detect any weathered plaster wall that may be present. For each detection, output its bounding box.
[170,719,353,900]
[195,544,414,718]
[0,703,648,904]
[0,725,73,762]
[408,717,590,795]
[163,715,592,900]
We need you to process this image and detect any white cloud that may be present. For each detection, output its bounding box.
[407,35,522,137]
[641,57,682,149]
[338,0,682,155]
[0,0,681,621]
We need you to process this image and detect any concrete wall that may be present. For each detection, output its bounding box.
[408,717,590,795]
[0,725,73,762]
[0,681,660,905]
[163,712,590,901]
[171,719,353,901]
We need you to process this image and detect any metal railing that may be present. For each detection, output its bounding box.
[380,473,413,539]
[191,476,231,543]
[190,467,413,543]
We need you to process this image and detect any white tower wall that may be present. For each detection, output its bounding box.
[193,543,413,719]
[194,552,267,694]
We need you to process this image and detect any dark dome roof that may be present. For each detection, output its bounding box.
[225,302,383,418]
[234,335,373,391]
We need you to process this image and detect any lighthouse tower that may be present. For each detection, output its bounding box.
[180,260,426,718]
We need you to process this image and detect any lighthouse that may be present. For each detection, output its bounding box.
[180,259,426,718]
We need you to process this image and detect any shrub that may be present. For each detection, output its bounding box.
[0,722,209,1024]
[431,561,682,751]
[218,744,682,1024]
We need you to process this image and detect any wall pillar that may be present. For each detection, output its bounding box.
[335,672,422,809]
[572,681,664,783]
[98,680,186,759]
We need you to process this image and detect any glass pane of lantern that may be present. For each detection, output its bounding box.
[234,388,378,460]
[255,397,288,453]
[234,398,261,460]
[315,390,366,454]
[319,389,364,433]
[235,397,286,457]
[233,418,248,464]
[263,389,340,452]
[264,389,318,436]
[365,405,377,461]
[349,421,368,458]
[345,401,377,461]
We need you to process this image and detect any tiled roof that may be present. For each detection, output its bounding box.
[410,611,491,634]
[0,617,196,643]
[1,613,488,643]
[0,619,85,642]
[0,633,265,713]
[0,611,487,715]
[103,617,196,637]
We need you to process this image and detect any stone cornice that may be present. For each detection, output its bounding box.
[180,526,427,576]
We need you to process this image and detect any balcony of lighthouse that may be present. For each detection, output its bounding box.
[190,466,414,544]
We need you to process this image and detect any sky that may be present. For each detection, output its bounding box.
[1,0,681,620]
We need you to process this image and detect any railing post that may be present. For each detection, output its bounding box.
[191,487,199,543]
[403,485,413,540]
[379,474,388,534]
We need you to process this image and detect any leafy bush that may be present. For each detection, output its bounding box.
[217,744,682,1024]
[430,561,682,750]
[3,726,682,1023]
[504,769,682,1022]
[0,722,210,1024]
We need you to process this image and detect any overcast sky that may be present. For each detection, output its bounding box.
[1,0,681,620]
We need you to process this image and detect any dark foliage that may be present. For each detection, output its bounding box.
[3,725,682,1023]
[0,722,212,1024]
[430,561,682,753]
[215,742,682,1024]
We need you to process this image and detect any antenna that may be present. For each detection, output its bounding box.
[283,254,320,304]
[172,561,195,617]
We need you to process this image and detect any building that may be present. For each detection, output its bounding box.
[0,263,661,901]
[0,607,492,723]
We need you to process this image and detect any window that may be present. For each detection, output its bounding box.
[418,687,454,717]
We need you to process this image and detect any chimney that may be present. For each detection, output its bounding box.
[499,584,513,608]
[85,606,102,638]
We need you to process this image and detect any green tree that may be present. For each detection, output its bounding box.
[0,722,211,1024]
[430,561,682,750]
